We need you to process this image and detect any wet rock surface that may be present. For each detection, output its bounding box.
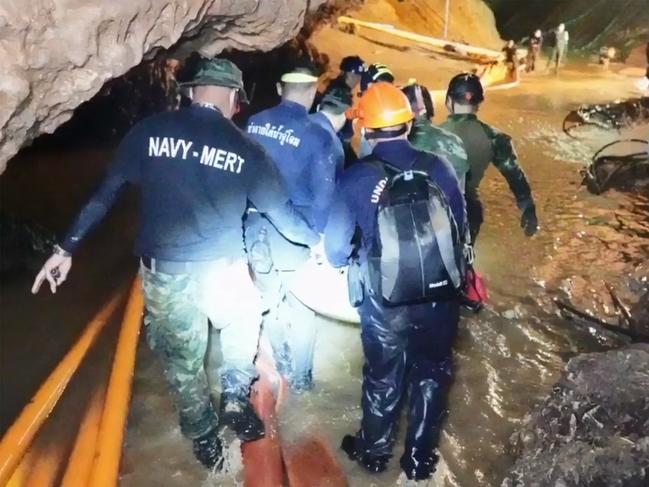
[503,344,649,487]
[0,0,325,174]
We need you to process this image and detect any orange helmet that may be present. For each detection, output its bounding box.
[348,82,414,129]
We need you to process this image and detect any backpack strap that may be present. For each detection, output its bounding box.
[413,152,475,262]
[429,196,463,289]
[361,154,399,177]
[368,153,428,179]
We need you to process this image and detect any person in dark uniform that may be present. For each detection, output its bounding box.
[321,55,365,106]
[502,40,519,80]
[441,73,538,244]
[526,30,543,72]
[31,58,320,470]
[245,66,339,393]
[547,23,569,74]
[325,82,466,481]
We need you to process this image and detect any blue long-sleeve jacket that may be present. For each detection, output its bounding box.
[60,105,318,261]
[309,112,345,181]
[324,139,466,267]
[247,101,339,232]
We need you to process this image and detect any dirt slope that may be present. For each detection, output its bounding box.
[345,0,502,48]
[310,0,503,91]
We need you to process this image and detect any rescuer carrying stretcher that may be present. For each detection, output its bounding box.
[325,82,468,482]
[31,58,321,470]
[245,64,340,393]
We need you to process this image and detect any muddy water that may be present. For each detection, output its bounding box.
[1,67,647,486]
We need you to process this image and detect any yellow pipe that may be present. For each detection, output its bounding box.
[59,385,107,487]
[338,16,505,60]
[0,291,124,486]
[89,277,143,487]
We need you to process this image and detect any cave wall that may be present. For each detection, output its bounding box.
[486,0,649,55]
[0,0,325,174]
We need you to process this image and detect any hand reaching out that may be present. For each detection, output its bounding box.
[31,250,72,294]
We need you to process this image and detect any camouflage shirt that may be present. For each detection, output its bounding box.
[441,113,534,209]
[409,116,469,185]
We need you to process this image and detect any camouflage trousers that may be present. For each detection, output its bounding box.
[140,258,263,439]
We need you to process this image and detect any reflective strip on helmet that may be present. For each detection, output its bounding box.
[373,67,393,80]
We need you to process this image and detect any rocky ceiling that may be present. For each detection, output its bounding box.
[0,0,325,174]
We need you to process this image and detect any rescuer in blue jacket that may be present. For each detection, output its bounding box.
[31,59,320,470]
[245,66,339,392]
[324,83,465,481]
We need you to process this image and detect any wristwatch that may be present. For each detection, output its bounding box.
[53,244,71,257]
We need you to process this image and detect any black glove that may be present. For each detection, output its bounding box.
[520,204,538,236]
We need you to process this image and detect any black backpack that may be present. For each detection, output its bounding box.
[367,155,469,306]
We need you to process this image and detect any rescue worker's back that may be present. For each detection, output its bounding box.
[62,104,316,261]
[247,100,338,232]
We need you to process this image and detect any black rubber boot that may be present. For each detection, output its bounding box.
[399,450,439,481]
[220,394,265,442]
[341,434,390,474]
[192,428,224,470]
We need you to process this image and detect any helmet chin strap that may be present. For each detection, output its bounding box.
[364,124,409,140]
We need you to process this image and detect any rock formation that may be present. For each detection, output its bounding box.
[503,344,649,487]
[0,0,324,174]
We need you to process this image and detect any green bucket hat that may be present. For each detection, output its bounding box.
[180,58,249,103]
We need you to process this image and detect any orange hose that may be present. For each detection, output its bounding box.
[0,290,124,486]
[242,347,285,487]
[242,339,349,487]
[283,436,349,487]
[88,277,143,487]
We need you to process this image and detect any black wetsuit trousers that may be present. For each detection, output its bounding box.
[356,290,459,464]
